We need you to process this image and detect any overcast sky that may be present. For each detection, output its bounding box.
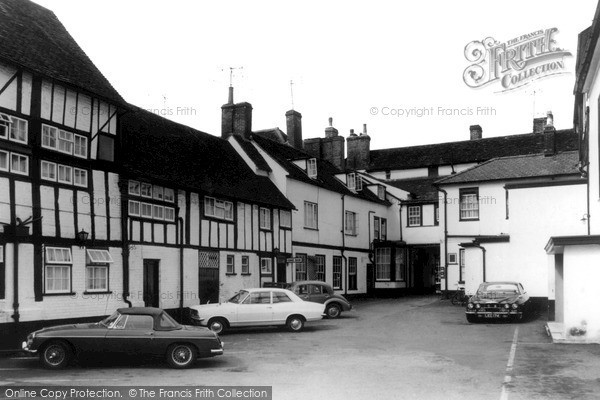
[33,0,598,150]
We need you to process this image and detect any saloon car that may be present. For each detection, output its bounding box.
[285,281,353,319]
[190,288,325,333]
[22,307,224,369]
[466,281,532,323]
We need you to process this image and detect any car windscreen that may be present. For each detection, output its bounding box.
[229,290,249,304]
[477,283,519,298]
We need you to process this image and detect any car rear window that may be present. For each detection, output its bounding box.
[123,315,154,330]
[273,292,292,303]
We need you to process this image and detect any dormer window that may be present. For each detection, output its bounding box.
[307,158,317,178]
[347,173,362,191]
[378,185,386,200]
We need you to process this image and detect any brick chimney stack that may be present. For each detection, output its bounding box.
[469,125,482,140]
[303,117,345,171]
[544,111,556,156]
[286,110,303,149]
[533,116,548,134]
[346,123,371,170]
[221,87,252,140]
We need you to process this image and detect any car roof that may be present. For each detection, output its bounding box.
[241,288,294,293]
[481,281,521,285]
[117,307,164,316]
[288,281,332,287]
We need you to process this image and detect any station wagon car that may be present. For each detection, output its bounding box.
[466,282,532,323]
[22,307,223,369]
[190,288,325,333]
[285,281,353,319]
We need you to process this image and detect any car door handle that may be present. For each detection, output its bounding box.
[145,332,154,336]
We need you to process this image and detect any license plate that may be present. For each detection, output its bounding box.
[483,312,499,318]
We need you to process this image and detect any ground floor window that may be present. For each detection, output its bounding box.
[226,255,235,274]
[333,256,342,289]
[295,254,307,280]
[241,256,250,275]
[86,265,108,291]
[44,247,72,293]
[376,248,391,280]
[315,255,325,281]
[260,258,272,275]
[348,257,357,290]
[395,249,406,282]
[376,247,406,282]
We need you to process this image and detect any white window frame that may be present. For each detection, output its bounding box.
[44,247,72,294]
[260,258,272,274]
[153,185,164,200]
[10,152,28,175]
[153,205,164,220]
[460,188,480,220]
[259,208,271,230]
[164,207,175,222]
[86,249,114,263]
[44,265,71,294]
[85,265,108,292]
[304,201,318,229]
[74,134,88,158]
[408,206,422,227]
[57,130,74,155]
[74,168,88,187]
[164,188,175,202]
[128,180,140,196]
[41,124,57,150]
[0,149,8,172]
[378,185,386,200]
[9,116,28,144]
[45,247,72,264]
[448,253,457,264]
[141,202,153,218]
[57,164,72,184]
[241,256,250,274]
[307,158,317,178]
[204,196,234,221]
[376,248,391,281]
[279,210,291,228]
[226,255,235,274]
[141,183,152,198]
[129,200,140,216]
[345,211,357,235]
[0,113,10,140]
[41,160,57,181]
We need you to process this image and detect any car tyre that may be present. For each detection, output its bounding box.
[166,343,197,369]
[466,314,478,324]
[40,340,71,369]
[325,303,342,319]
[208,318,228,335]
[286,315,305,332]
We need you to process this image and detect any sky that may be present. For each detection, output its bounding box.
[32,0,599,150]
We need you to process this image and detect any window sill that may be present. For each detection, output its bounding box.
[43,292,76,297]
[303,227,319,231]
[344,233,358,237]
[458,281,465,284]
[83,291,112,295]
[226,273,237,276]
[459,218,480,222]
[406,225,423,228]
[241,273,251,276]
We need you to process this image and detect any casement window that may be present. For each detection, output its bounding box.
[164,207,175,222]
[378,185,386,200]
[307,158,317,178]
[41,161,57,181]
[57,165,72,184]
[373,217,387,240]
[164,188,175,202]
[129,181,140,196]
[44,247,72,294]
[259,208,271,230]
[141,183,152,198]
[74,135,88,158]
[241,256,250,274]
[381,218,387,240]
[304,201,318,229]
[204,196,234,221]
[41,125,57,149]
[345,211,357,235]
[279,210,292,228]
[129,200,140,216]
[97,134,114,162]
[58,130,74,154]
[9,116,27,144]
[0,114,10,139]
[0,150,7,172]
[260,258,272,274]
[376,248,391,281]
[295,254,307,281]
[448,253,457,264]
[348,257,357,290]
[459,188,479,220]
[85,249,113,292]
[153,186,164,200]
[74,168,88,187]
[347,173,362,191]
[153,205,164,220]
[10,153,28,175]
[226,255,235,274]
[395,249,406,281]
[315,255,325,282]
[141,203,153,218]
[408,206,422,226]
[459,248,466,282]
[332,256,342,289]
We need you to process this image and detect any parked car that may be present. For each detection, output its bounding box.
[22,307,224,369]
[190,288,325,333]
[466,282,532,323]
[285,281,353,319]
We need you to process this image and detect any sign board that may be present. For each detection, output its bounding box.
[286,257,304,263]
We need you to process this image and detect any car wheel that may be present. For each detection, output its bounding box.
[166,343,197,369]
[208,318,227,334]
[325,303,342,319]
[466,314,478,324]
[40,341,71,369]
[286,315,305,332]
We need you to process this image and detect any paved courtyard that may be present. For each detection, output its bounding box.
[1,296,599,400]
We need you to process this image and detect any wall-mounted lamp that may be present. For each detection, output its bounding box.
[76,229,89,248]
[581,214,590,224]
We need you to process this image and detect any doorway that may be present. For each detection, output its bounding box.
[143,259,160,307]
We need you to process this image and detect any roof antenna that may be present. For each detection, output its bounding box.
[290,80,295,110]
[223,66,243,104]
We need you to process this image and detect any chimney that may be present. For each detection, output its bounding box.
[533,116,548,134]
[346,123,371,170]
[469,125,482,140]
[221,88,252,140]
[286,110,303,149]
[325,117,339,138]
[303,118,345,170]
[544,111,556,156]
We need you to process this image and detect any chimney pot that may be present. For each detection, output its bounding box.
[363,123,367,135]
[546,111,554,127]
[328,117,333,127]
[533,116,547,134]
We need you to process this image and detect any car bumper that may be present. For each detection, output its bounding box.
[466,310,522,319]
[22,341,36,353]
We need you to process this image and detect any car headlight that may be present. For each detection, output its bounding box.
[467,303,474,309]
[511,304,518,309]
[504,304,510,309]
[475,304,481,309]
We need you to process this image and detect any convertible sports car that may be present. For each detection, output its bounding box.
[466,281,532,323]
[22,307,224,369]
[190,288,325,333]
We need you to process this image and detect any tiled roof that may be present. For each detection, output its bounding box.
[253,128,287,143]
[367,129,578,171]
[0,0,124,105]
[251,134,389,205]
[233,136,272,172]
[435,151,581,185]
[121,107,294,210]
[386,177,440,203]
